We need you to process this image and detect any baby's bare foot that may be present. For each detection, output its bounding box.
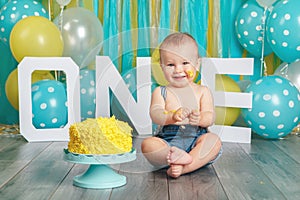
[167,146,192,165]
[167,164,184,178]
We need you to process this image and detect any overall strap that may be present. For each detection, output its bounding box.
[160,86,167,100]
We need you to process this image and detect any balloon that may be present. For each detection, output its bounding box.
[0,39,18,124]
[111,68,159,133]
[0,0,8,8]
[215,75,241,126]
[32,80,68,129]
[235,0,273,57]
[273,61,288,74]
[256,0,277,8]
[56,0,71,6]
[242,75,300,139]
[266,0,300,63]
[53,7,103,68]
[237,79,252,92]
[274,60,300,91]
[80,69,96,121]
[9,16,63,62]
[0,0,48,44]
[5,69,54,110]
[151,46,168,86]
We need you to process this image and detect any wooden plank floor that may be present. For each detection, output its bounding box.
[0,133,299,200]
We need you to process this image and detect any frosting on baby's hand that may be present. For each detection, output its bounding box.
[163,110,176,114]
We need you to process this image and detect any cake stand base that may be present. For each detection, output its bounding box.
[74,164,126,189]
[63,149,136,189]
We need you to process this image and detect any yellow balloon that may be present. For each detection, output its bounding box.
[5,69,55,110]
[10,16,63,62]
[214,75,241,126]
[151,47,169,86]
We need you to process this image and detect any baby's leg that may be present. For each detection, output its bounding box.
[167,164,183,178]
[181,132,222,175]
[167,146,192,165]
[141,137,170,166]
[166,147,192,178]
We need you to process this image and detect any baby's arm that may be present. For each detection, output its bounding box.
[150,87,191,125]
[189,86,215,127]
[150,87,176,125]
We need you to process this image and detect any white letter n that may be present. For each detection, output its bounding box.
[95,56,152,135]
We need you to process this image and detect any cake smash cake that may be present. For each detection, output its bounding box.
[68,116,132,154]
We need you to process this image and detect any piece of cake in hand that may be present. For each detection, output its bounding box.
[68,116,132,154]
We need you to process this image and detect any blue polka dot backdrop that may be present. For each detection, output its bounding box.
[242,75,300,139]
[0,0,48,44]
[235,0,273,57]
[80,69,96,121]
[266,0,300,63]
[32,80,68,129]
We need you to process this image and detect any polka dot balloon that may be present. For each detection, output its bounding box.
[0,0,48,44]
[266,0,300,63]
[235,0,273,57]
[242,75,300,139]
[80,69,96,121]
[32,80,68,129]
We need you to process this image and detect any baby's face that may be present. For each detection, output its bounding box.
[160,43,199,88]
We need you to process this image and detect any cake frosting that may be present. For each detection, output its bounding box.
[68,116,132,154]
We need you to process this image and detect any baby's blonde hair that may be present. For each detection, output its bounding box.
[159,32,199,60]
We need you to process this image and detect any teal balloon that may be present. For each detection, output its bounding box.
[246,53,266,81]
[0,0,48,44]
[0,0,8,8]
[80,69,96,121]
[32,80,68,129]
[235,0,273,57]
[266,0,300,63]
[242,75,300,139]
[0,39,18,124]
[111,68,158,133]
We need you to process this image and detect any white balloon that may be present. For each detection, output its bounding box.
[274,61,300,91]
[53,7,103,68]
[56,0,71,6]
[256,0,277,7]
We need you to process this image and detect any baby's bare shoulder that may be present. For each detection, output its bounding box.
[194,84,211,93]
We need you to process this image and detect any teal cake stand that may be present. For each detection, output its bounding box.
[63,149,136,189]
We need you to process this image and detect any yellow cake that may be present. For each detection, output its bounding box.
[68,116,132,154]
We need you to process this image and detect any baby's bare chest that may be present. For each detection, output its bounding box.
[165,88,201,110]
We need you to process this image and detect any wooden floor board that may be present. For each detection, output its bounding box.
[110,169,168,200]
[190,166,229,200]
[50,164,112,200]
[0,142,73,200]
[272,134,300,164]
[110,137,169,200]
[213,142,286,200]
[0,160,29,188]
[168,165,228,200]
[0,136,51,190]
[0,136,50,161]
[0,134,299,200]
[240,136,300,199]
[0,136,22,151]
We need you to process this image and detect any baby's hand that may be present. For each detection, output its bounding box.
[189,110,201,125]
[172,107,190,122]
